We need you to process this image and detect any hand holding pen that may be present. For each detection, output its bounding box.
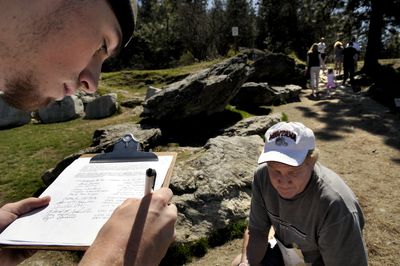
[145,168,157,195]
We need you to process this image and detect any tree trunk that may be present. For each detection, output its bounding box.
[363,0,384,75]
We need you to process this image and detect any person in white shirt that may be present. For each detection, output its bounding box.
[317,37,327,70]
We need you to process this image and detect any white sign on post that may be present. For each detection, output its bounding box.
[394,98,400,107]
[232,27,238,36]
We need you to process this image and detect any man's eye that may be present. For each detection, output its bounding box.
[289,171,300,177]
[96,40,108,55]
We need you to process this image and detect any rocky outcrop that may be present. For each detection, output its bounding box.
[85,93,118,119]
[172,135,263,243]
[0,96,31,129]
[248,52,296,84]
[91,123,163,151]
[142,54,251,121]
[37,95,84,123]
[120,97,144,108]
[221,113,282,137]
[231,82,302,107]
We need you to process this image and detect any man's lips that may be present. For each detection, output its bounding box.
[278,187,293,193]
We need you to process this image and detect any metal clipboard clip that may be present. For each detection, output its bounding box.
[90,133,158,163]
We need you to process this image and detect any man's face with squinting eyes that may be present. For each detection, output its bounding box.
[267,159,314,199]
[1,0,122,111]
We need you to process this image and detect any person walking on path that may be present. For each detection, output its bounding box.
[346,37,361,71]
[334,41,344,75]
[317,37,327,71]
[306,44,323,98]
[342,42,358,88]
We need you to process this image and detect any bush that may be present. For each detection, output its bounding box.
[178,50,196,66]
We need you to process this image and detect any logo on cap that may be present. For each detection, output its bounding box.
[269,130,297,142]
[275,137,288,146]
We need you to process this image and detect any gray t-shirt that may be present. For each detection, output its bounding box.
[249,162,368,266]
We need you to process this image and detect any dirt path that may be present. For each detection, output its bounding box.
[188,79,400,265]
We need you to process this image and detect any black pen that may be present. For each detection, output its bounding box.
[145,168,157,195]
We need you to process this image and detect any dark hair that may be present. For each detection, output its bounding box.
[106,0,137,48]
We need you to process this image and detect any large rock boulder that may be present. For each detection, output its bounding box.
[91,123,163,151]
[171,134,263,243]
[37,95,84,123]
[231,82,302,107]
[248,52,296,84]
[230,82,274,107]
[221,113,282,137]
[142,54,251,121]
[0,96,31,129]
[85,93,118,119]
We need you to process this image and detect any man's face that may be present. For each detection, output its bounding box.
[267,159,314,199]
[1,1,122,111]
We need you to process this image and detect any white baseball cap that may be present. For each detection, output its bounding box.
[258,122,315,166]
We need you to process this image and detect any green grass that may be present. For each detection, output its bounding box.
[0,114,138,205]
[0,59,224,205]
[99,58,224,100]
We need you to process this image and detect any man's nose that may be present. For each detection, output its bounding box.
[78,56,103,93]
[278,174,292,184]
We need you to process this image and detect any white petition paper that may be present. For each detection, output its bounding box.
[0,155,173,247]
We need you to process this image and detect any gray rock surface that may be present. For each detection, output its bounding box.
[171,135,263,243]
[231,82,302,107]
[249,52,296,84]
[91,123,162,151]
[221,113,282,137]
[270,84,302,103]
[230,82,274,107]
[37,95,84,123]
[120,97,144,108]
[142,55,251,121]
[85,93,118,119]
[0,96,31,129]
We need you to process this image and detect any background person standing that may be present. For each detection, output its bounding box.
[342,42,358,88]
[306,44,323,98]
[317,37,327,71]
[334,41,344,75]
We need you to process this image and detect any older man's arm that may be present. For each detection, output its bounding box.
[234,228,269,266]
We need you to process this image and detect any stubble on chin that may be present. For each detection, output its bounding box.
[2,74,51,112]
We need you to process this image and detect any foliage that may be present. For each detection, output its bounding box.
[281,112,289,122]
[102,0,399,71]
[226,0,256,50]
[161,219,247,265]
[225,105,253,119]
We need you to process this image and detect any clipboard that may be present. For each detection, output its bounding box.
[0,133,177,251]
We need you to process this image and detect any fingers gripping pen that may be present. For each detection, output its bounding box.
[145,168,157,195]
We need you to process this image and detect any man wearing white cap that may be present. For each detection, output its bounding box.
[232,122,367,266]
[0,1,176,265]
